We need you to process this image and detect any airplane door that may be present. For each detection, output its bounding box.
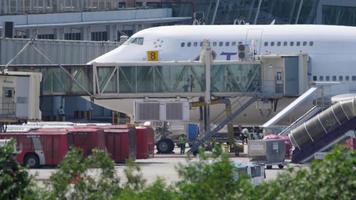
[246,29,263,55]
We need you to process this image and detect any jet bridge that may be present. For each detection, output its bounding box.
[1,53,310,152]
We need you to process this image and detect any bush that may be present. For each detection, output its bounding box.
[0,140,36,200]
[2,140,355,200]
[47,148,120,200]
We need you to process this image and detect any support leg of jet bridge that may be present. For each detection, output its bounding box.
[189,97,256,154]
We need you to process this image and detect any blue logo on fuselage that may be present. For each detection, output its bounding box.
[220,52,237,60]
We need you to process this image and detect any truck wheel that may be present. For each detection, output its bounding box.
[24,154,40,168]
[157,139,174,154]
[278,164,284,169]
[266,165,272,169]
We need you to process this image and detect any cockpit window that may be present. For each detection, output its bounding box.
[127,37,144,45]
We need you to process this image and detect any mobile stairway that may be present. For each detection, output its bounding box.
[289,98,356,163]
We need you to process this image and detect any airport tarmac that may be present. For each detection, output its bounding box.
[29,148,300,185]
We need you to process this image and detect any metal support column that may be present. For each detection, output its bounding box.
[254,0,263,24]
[211,0,220,25]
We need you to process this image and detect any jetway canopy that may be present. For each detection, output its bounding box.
[0,54,309,99]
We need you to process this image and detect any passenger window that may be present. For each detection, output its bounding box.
[187,42,191,47]
[213,42,217,46]
[353,76,356,81]
[313,76,317,81]
[319,76,324,81]
[326,76,330,81]
[309,41,314,46]
[271,42,275,46]
[346,76,350,81]
[290,41,294,46]
[303,41,307,46]
[264,42,268,46]
[225,42,230,46]
[296,41,301,46]
[339,76,343,81]
[219,41,223,46]
[193,42,198,47]
[277,42,281,46]
[283,41,288,46]
[181,42,185,47]
[332,76,337,81]
[232,41,237,46]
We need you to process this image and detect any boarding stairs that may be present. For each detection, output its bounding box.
[189,96,257,153]
[289,99,356,163]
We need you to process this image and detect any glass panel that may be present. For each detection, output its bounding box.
[137,66,153,92]
[212,64,261,93]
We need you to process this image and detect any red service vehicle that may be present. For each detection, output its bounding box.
[0,129,69,168]
[136,126,155,159]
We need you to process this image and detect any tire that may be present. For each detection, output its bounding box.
[266,165,272,169]
[278,164,284,169]
[24,154,40,168]
[157,139,174,154]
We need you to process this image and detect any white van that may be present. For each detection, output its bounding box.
[233,161,266,185]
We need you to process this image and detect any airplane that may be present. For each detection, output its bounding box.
[89,25,356,126]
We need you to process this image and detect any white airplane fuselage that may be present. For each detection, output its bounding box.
[90,25,356,125]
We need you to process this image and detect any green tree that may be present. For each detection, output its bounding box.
[47,148,120,200]
[0,140,38,200]
[254,146,356,200]
[175,146,253,200]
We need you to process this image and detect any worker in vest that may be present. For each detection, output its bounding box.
[178,134,187,155]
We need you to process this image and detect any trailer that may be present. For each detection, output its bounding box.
[248,139,286,169]
[136,126,155,159]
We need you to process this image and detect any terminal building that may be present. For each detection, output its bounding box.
[2,0,356,42]
[2,0,356,123]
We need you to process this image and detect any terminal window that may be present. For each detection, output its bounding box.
[319,76,324,81]
[313,76,317,81]
[91,31,108,41]
[181,42,185,47]
[346,76,350,81]
[193,42,198,47]
[309,41,314,46]
[277,42,281,46]
[332,76,337,81]
[187,42,191,47]
[339,76,343,81]
[264,42,268,46]
[271,42,275,46]
[213,42,217,46]
[303,41,308,46]
[283,41,288,46]
[65,33,81,40]
[296,41,301,46]
[352,76,356,81]
[326,76,330,81]
[37,34,55,40]
[219,42,224,46]
[225,42,230,46]
[290,42,294,46]
[232,42,237,46]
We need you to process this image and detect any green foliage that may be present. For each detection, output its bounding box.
[46,148,120,200]
[175,145,253,200]
[0,140,35,200]
[254,146,356,200]
[2,140,355,200]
